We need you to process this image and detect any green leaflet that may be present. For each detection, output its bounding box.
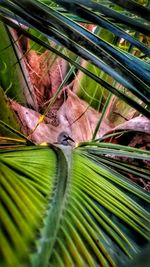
[28,28,51,53]
[0,8,150,117]
[0,22,37,109]
[0,87,21,138]
[0,146,56,267]
[109,0,150,21]
[1,1,150,103]
[0,143,150,267]
[76,28,114,111]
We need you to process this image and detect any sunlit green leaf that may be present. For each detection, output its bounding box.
[0,143,150,267]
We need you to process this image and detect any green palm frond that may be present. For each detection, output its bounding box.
[0,142,150,267]
[0,145,56,267]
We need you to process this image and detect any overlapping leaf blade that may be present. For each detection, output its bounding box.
[53,0,150,35]
[0,0,150,119]
[0,1,150,266]
[109,0,150,21]
[0,145,56,267]
[1,143,150,267]
[0,21,38,109]
[54,1,150,56]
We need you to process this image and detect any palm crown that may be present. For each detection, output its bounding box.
[0,1,150,267]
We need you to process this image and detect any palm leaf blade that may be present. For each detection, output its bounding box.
[0,144,150,267]
[0,146,56,267]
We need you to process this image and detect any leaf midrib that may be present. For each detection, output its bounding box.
[31,145,72,267]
